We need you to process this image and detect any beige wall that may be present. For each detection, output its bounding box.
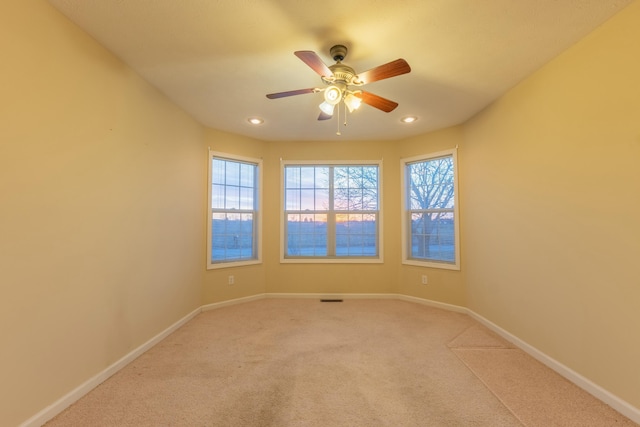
[0,1,205,425]
[461,1,640,408]
[3,0,640,424]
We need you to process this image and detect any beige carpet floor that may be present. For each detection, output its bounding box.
[45,299,637,426]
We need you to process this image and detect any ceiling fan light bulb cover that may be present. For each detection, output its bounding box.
[324,86,342,105]
[344,93,362,112]
[319,101,335,116]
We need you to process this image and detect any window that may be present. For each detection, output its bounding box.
[401,149,460,270]
[281,161,382,263]
[207,151,261,269]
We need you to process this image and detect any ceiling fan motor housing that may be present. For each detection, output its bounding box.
[330,44,348,61]
[327,64,357,85]
[324,45,360,86]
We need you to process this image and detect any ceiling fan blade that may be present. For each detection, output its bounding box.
[294,51,334,78]
[356,59,411,85]
[318,111,332,121]
[266,88,319,99]
[356,91,399,113]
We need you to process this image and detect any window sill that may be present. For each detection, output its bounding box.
[207,259,262,270]
[402,259,460,271]
[280,257,384,264]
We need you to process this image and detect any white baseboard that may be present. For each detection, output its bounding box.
[20,306,202,427]
[201,293,266,311]
[266,292,397,300]
[21,293,640,426]
[465,309,640,424]
[397,294,468,313]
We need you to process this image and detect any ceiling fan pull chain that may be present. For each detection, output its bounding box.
[336,102,341,136]
[344,107,348,127]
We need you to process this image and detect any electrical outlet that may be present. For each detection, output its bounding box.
[421,275,428,285]
[228,275,234,285]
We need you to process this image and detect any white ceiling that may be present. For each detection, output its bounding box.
[48,0,632,142]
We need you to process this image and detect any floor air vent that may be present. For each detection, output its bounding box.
[320,299,343,302]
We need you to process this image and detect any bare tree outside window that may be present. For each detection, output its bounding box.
[333,166,378,211]
[283,163,380,259]
[406,155,456,263]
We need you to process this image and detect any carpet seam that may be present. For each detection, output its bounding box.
[446,323,476,348]
[450,347,529,427]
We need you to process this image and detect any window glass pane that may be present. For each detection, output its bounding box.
[225,161,240,186]
[334,190,349,210]
[240,187,254,210]
[300,189,316,211]
[211,212,254,262]
[287,214,301,234]
[333,167,379,211]
[430,159,454,209]
[315,188,329,211]
[285,166,331,212]
[334,166,349,192]
[404,153,457,267]
[210,156,259,265]
[408,157,454,210]
[410,211,455,263]
[408,163,425,210]
[348,188,363,211]
[315,168,330,189]
[362,167,378,188]
[284,163,379,259]
[336,213,377,256]
[225,185,240,209]
[348,166,362,188]
[240,163,254,187]
[211,183,225,209]
[286,189,300,210]
[286,167,300,188]
[286,214,327,256]
[212,159,226,184]
[362,188,378,210]
[300,167,316,187]
[211,212,227,261]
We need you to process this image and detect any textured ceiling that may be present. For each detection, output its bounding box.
[48,0,632,141]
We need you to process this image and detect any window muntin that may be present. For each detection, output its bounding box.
[208,152,261,269]
[402,150,460,270]
[282,162,382,262]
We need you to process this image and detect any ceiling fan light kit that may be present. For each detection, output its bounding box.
[319,101,336,116]
[344,92,362,113]
[266,44,411,133]
[323,85,343,105]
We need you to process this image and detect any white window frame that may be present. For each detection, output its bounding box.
[280,159,384,264]
[401,148,460,270]
[207,150,262,270]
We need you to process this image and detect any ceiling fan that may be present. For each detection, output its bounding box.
[266,45,411,121]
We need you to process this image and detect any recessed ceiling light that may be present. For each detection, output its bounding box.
[401,116,418,123]
[248,117,264,125]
